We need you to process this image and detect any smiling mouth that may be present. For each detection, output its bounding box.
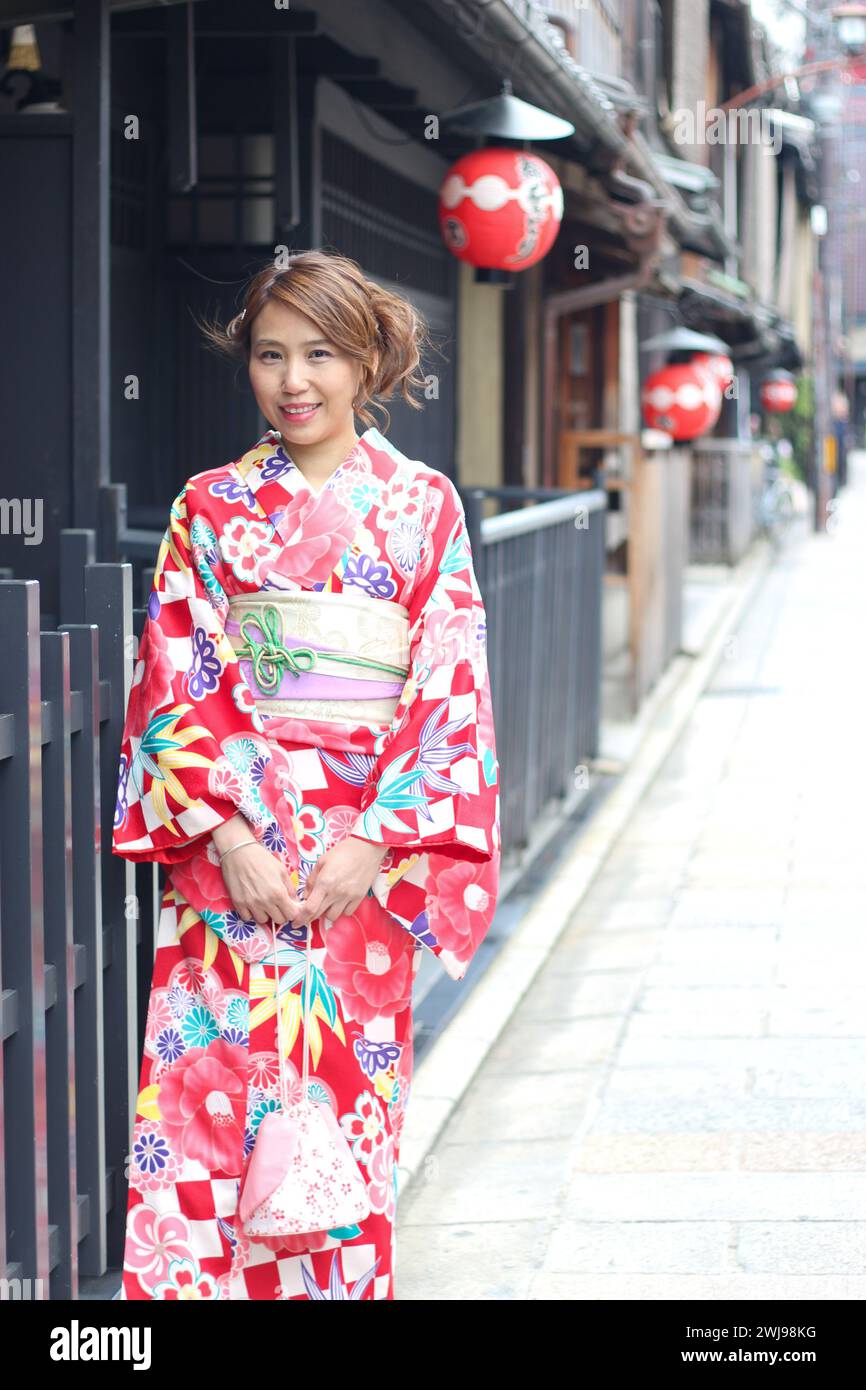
[279,403,322,417]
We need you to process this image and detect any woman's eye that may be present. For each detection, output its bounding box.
[260,349,330,361]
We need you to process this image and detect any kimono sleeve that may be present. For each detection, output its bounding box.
[112,483,266,866]
[349,472,500,863]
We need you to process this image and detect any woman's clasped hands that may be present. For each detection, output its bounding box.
[211,812,390,928]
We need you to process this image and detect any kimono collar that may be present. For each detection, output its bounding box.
[230,425,396,504]
[227,425,399,554]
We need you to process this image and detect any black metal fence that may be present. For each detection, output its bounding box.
[0,482,605,1297]
[461,487,606,859]
[0,531,158,1299]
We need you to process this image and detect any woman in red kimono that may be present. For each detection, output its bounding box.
[112,250,501,1300]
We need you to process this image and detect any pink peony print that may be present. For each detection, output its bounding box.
[157,1037,248,1175]
[124,1203,195,1292]
[424,850,500,964]
[416,608,471,670]
[258,491,358,587]
[219,516,275,585]
[341,1091,387,1164]
[322,897,413,1024]
[256,714,383,755]
[256,749,302,858]
[126,619,175,740]
[168,839,234,918]
[365,1133,397,1220]
[376,475,426,531]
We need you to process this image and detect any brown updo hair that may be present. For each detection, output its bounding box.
[196,248,436,433]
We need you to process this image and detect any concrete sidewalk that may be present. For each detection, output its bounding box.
[396,454,866,1300]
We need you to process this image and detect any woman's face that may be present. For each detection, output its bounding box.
[247,299,366,446]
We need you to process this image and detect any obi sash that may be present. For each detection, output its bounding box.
[224,589,410,725]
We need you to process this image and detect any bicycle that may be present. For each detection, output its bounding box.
[757,445,799,550]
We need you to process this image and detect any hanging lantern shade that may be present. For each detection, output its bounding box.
[692,351,734,391]
[439,82,575,141]
[641,362,723,441]
[438,148,563,272]
[760,370,797,412]
[640,327,730,355]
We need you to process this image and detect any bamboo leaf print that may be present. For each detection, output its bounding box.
[439,525,472,574]
[131,705,218,834]
[318,749,376,787]
[136,1083,161,1121]
[201,923,220,973]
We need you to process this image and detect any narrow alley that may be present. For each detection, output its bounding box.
[398,455,866,1301]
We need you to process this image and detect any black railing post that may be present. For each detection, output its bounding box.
[96,484,128,564]
[58,620,106,1277]
[40,628,78,1298]
[129,605,159,1061]
[82,561,135,1267]
[0,580,49,1289]
[459,487,486,593]
[59,529,97,626]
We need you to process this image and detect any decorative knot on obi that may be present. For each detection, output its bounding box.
[225,589,411,728]
[236,605,317,692]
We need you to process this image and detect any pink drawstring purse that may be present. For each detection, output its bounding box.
[237,917,371,1239]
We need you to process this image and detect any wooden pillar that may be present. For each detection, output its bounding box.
[72,0,111,527]
[273,39,317,250]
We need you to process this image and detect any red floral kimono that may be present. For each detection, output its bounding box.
[112,424,500,1300]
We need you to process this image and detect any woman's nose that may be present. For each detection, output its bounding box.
[281,359,310,392]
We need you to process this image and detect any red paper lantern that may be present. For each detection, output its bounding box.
[641,363,723,441]
[760,372,797,412]
[438,148,563,271]
[692,351,734,392]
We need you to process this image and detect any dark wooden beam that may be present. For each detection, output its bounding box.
[110,3,318,38]
[273,36,300,240]
[297,37,379,78]
[72,0,109,526]
[337,79,417,108]
[0,0,205,25]
[273,40,316,248]
[166,1,196,192]
[195,0,318,37]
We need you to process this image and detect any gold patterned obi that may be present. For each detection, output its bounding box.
[225,589,410,725]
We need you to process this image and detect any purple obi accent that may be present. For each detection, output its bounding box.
[237,658,404,702]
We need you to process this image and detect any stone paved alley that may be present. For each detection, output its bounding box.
[397,455,866,1302]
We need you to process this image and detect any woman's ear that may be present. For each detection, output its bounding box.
[356,355,377,406]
